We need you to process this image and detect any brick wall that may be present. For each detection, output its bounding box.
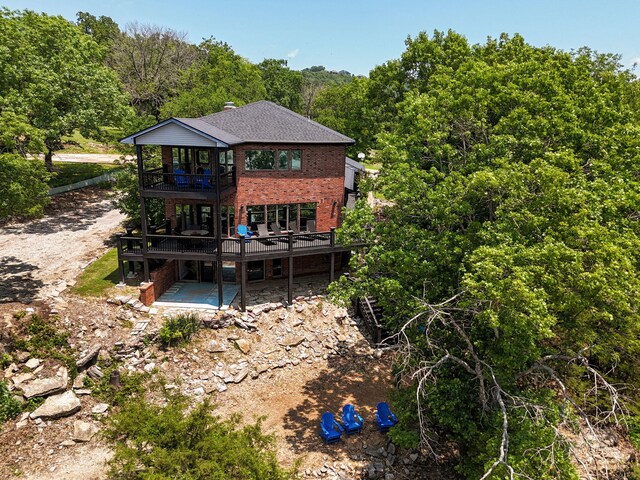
[139,260,176,306]
[233,144,345,231]
[158,143,346,233]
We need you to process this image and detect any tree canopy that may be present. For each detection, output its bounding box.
[332,31,640,478]
[0,8,130,170]
[160,39,266,118]
[258,59,303,112]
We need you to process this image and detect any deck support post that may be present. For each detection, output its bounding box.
[330,252,335,282]
[213,147,224,309]
[287,230,294,304]
[240,235,247,311]
[136,144,150,282]
[143,260,150,282]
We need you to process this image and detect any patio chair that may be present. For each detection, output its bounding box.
[257,223,273,236]
[194,168,212,190]
[270,222,296,244]
[341,404,364,434]
[255,223,276,246]
[174,168,189,188]
[306,220,317,233]
[320,412,344,444]
[375,402,398,433]
[237,224,253,242]
[289,220,315,242]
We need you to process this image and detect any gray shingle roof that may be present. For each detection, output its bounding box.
[198,101,355,145]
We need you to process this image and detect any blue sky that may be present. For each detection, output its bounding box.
[4,0,640,75]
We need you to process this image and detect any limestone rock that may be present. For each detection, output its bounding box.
[30,391,81,420]
[234,368,249,383]
[76,345,101,370]
[19,366,68,399]
[206,340,227,353]
[72,420,99,442]
[91,403,109,414]
[279,335,305,347]
[25,358,40,370]
[234,339,251,355]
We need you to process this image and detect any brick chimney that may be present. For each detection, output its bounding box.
[223,101,236,111]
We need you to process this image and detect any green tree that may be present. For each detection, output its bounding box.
[0,154,51,219]
[105,394,295,480]
[75,11,120,49]
[161,39,266,118]
[311,77,374,156]
[333,31,640,479]
[0,9,130,170]
[258,58,303,112]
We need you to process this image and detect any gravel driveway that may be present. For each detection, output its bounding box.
[0,188,125,302]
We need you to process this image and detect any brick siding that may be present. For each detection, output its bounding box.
[139,260,176,306]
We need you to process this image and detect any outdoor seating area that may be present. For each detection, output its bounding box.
[320,402,396,444]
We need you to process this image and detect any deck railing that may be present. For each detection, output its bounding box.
[141,168,236,193]
[116,228,346,259]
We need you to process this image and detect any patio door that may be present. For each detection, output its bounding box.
[179,260,198,281]
[196,204,212,233]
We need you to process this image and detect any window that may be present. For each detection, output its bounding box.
[300,202,317,229]
[291,150,302,170]
[196,149,210,165]
[221,205,235,236]
[245,203,317,232]
[245,149,302,170]
[245,150,275,170]
[219,150,234,173]
[172,147,191,171]
[246,205,265,230]
[278,151,288,169]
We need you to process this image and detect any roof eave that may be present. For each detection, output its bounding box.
[118,118,230,147]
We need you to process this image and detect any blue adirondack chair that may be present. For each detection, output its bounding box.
[237,224,253,241]
[341,404,364,434]
[174,168,189,188]
[320,412,343,444]
[195,168,212,189]
[375,402,398,432]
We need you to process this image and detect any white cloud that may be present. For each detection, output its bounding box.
[287,49,300,59]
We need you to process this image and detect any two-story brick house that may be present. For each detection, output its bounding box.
[117,100,356,310]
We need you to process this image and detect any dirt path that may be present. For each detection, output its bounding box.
[0,188,125,302]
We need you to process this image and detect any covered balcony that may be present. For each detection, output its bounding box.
[140,167,236,198]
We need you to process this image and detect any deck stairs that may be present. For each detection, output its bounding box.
[357,295,386,344]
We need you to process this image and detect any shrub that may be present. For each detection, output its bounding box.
[0,380,21,424]
[158,313,199,348]
[104,394,296,480]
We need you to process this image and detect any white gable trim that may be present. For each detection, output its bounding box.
[119,118,229,147]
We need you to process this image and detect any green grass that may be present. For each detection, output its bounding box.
[363,161,382,171]
[49,162,122,187]
[60,130,119,154]
[70,248,121,297]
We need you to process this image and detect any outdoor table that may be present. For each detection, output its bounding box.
[182,229,209,236]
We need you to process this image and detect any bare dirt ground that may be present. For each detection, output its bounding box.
[0,188,126,302]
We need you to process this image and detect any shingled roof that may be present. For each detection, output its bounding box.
[120,100,354,146]
[198,101,354,145]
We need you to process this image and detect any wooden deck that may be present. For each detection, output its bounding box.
[117,229,354,262]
